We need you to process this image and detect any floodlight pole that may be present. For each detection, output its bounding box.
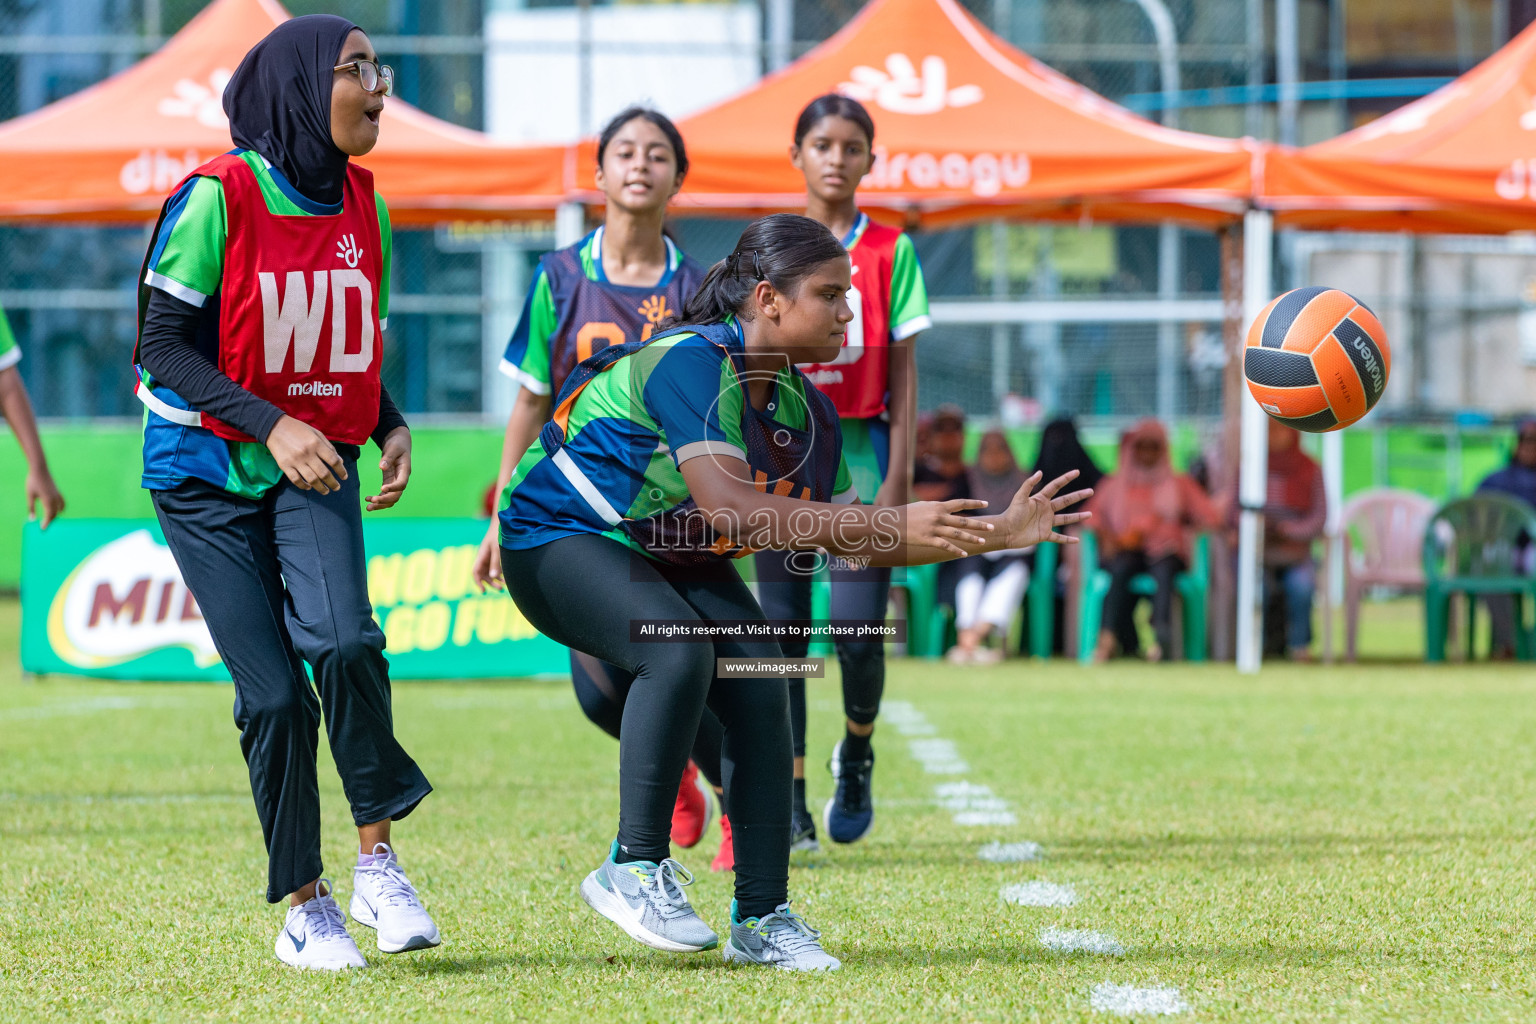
[1124,0,1183,424]
[1237,209,1274,674]
[1276,0,1300,146]
[767,0,794,71]
[577,0,593,136]
[1123,0,1180,124]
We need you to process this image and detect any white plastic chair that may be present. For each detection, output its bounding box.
[1324,488,1436,661]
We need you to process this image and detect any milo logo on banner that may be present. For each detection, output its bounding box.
[46,529,220,670]
[22,520,567,681]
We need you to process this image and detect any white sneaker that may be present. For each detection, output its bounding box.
[274,879,367,970]
[350,843,441,953]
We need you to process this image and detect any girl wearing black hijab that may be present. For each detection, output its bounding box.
[133,16,437,970]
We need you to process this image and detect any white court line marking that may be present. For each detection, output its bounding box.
[0,696,146,720]
[880,700,937,735]
[1089,983,1189,1016]
[954,810,1019,826]
[934,782,1010,813]
[1001,881,1077,907]
[933,783,1014,824]
[908,738,971,774]
[908,738,960,760]
[890,700,1199,1018]
[0,792,246,805]
[1039,927,1124,956]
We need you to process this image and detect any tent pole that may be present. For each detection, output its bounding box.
[990,222,1010,412]
[1157,223,1180,422]
[1321,429,1345,657]
[556,201,586,248]
[483,238,527,423]
[1237,208,1273,674]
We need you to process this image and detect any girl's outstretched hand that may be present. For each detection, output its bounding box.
[905,497,993,557]
[999,470,1093,548]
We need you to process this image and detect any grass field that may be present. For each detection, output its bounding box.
[3,596,1535,1023]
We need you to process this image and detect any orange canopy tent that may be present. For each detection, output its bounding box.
[0,0,566,224]
[1261,18,1536,234]
[566,0,1259,229]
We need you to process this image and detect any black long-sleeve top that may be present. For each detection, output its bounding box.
[137,287,406,447]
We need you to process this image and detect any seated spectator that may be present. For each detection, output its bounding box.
[947,429,1032,665]
[1033,416,1104,494]
[1475,418,1536,658]
[1030,416,1104,655]
[1088,419,1221,662]
[1260,421,1326,661]
[914,404,970,503]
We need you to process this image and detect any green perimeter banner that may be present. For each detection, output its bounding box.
[20,519,568,681]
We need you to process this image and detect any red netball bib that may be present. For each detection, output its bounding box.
[799,219,902,420]
[196,154,383,445]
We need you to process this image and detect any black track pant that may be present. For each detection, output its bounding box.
[152,465,431,903]
[1102,550,1185,657]
[570,651,725,793]
[502,534,790,917]
[754,551,890,758]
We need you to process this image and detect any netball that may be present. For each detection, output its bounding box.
[1243,286,1392,432]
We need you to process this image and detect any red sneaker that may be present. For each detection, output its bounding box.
[670,759,713,848]
[710,814,735,872]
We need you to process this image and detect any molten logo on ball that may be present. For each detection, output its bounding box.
[1243,286,1392,432]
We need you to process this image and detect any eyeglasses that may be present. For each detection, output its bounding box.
[334,59,394,96]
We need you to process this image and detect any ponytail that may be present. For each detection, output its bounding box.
[668,213,847,330]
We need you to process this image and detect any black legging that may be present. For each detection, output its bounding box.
[570,651,726,795]
[1102,550,1184,657]
[503,534,790,918]
[754,551,888,758]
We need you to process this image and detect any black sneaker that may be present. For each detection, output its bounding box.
[790,804,820,852]
[823,740,874,844]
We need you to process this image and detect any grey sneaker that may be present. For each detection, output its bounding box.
[579,842,718,953]
[722,901,841,971]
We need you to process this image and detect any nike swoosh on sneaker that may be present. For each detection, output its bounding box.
[357,894,377,916]
[289,930,307,953]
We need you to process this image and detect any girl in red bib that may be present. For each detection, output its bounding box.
[755,95,932,849]
[134,17,437,971]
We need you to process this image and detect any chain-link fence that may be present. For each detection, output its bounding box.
[0,0,1522,424]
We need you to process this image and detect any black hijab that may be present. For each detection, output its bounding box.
[223,15,359,207]
[1031,417,1103,492]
